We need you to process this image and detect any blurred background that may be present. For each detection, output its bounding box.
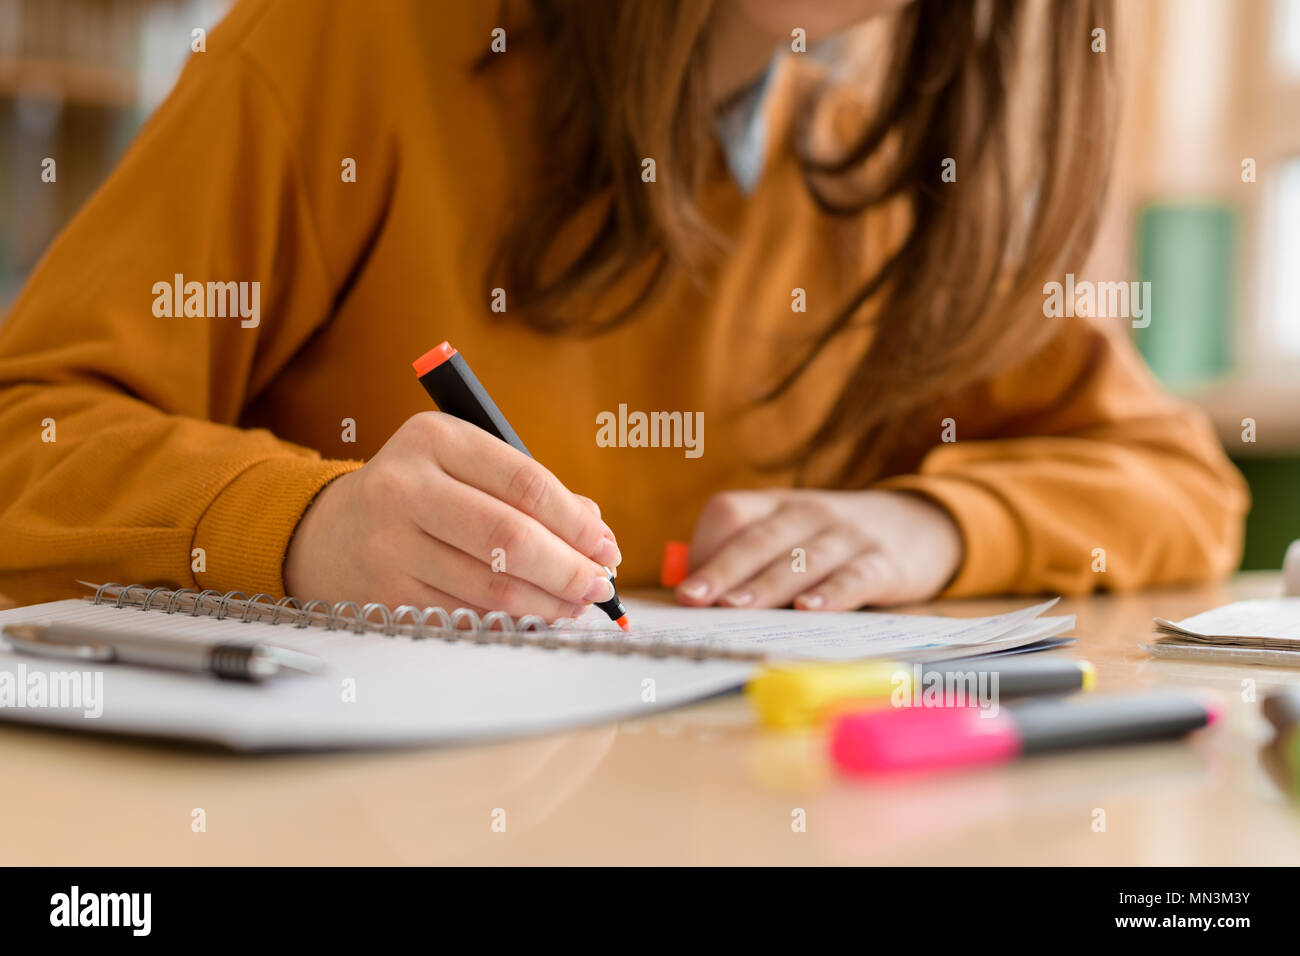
[0,0,1297,569]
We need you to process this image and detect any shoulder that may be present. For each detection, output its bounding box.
[197,0,507,94]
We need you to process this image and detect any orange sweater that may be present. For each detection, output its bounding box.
[0,0,1247,605]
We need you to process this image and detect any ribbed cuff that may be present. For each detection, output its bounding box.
[193,456,361,597]
[874,473,1026,599]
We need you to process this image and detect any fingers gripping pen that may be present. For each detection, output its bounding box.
[412,341,630,630]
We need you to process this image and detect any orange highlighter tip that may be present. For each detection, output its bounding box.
[615,615,630,632]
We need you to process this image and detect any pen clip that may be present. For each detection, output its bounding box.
[2,624,116,663]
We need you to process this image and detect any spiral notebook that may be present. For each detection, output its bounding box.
[0,582,1074,750]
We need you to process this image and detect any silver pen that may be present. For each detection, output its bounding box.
[2,622,323,682]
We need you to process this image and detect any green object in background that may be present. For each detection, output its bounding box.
[1232,456,1300,570]
[1136,204,1236,388]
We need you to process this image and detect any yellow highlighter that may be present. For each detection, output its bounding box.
[746,656,1096,730]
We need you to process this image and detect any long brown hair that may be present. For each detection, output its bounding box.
[492,0,1117,484]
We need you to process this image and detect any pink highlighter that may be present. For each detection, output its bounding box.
[830,691,1220,776]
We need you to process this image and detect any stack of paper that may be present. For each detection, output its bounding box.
[1150,599,1300,666]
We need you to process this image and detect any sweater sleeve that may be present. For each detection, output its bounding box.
[0,40,363,604]
[876,317,1249,597]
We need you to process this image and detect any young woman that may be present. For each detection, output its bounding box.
[0,0,1246,618]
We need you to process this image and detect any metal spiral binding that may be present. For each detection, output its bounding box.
[82,582,766,663]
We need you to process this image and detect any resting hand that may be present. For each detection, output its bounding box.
[676,489,962,610]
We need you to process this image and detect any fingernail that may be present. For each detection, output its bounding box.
[723,591,753,607]
[795,593,824,610]
[678,578,711,600]
[583,575,615,603]
[595,537,622,568]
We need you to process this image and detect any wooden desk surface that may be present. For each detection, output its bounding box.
[2,573,1298,865]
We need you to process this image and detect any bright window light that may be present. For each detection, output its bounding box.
[1280,0,1300,74]
[1271,157,1300,355]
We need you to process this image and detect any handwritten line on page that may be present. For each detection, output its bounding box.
[579,597,1068,660]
